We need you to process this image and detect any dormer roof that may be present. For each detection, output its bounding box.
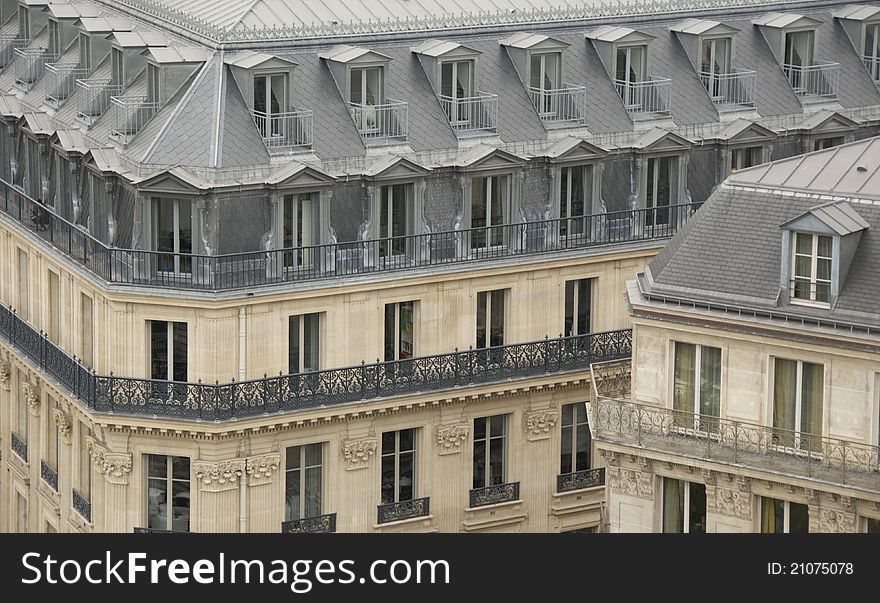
[411,39,480,59]
[670,18,739,37]
[500,32,569,51]
[586,25,654,45]
[753,12,821,29]
[781,201,870,236]
[225,50,299,70]
[320,45,391,64]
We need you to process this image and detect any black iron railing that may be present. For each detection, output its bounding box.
[41,460,59,491]
[469,482,520,508]
[557,467,605,493]
[282,513,337,533]
[72,489,91,522]
[133,528,175,533]
[11,431,27,462]
[377,497,430,524]
[0,303,631,421]
[0,180,699,292]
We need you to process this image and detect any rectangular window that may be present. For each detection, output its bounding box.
[761,497,809,533]
[384,301,415,361]
[282,192,319,269]
[471,175,509,249]
[152,198,192,275]
[813,136,845,151]
[289,313,320,373]
[440,59,474,124]
[78,422,91,499]
[673,342,721,431]
[18,7,29,40]
[80,293,94,368]
[476,289,506,349]
[285,443,323,521]
[615,45,646,107]
[147,455,190,532]
[560,403,591,474]
[350,66,382,105]
[379,184,411,258]
[473,414,507,489]
[646,156,677,226]
[773,358,823,449]
[529,52,561,115]
[46,398,60,471]
[79,33,91,70]
[791,232,832,304]
[48,19,60,58]
[662,478,707,533]
[730,146,763,172]
[785,30,815,93]
[559,165,591,236]
[564,278,592,337]
[866,23,880,81]
[18,249,28,321]
[253,73,288,139]
[865,517,880,533]
[147,63,160,103]
[700,37,731,99]
[48,271,60,343]
[111,47,124,86]
[149,321,187,382]
[381,428,417,504]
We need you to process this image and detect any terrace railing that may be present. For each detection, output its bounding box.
[110,95,160,144]
[783,61,839,101]
[528,84,586,124]
[45,61,89,106]
[253,108,313,151]
[13,46,48,90]
[615,77,672,117]
[700,69,756,109]
[438,93,498,133]
[349,100,407,143]
[76,78,123,125]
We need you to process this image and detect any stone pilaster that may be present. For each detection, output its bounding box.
[86,437,132,532]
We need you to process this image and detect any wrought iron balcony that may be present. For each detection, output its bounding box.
[348,99,407,144]
[377,497,430,524]
[699,69,756,110]
[14,46,49,90]
[439,93,498,134]
[469,482,520,508]
[0,180,699,292]
[282,513,337,533]
[863,55,880,85]
[110,95,160,144]
[0,301,631,422]
[11,431,27,462]
[45,61,89,106]
[527,84,587,125]
[76,78,123,125]
[133,527,175,533]
[614,77,672,117]
[557,467,605,493]
[589,362,880,492]
[253,108,313,151]
[41,460,59,491]
[783,61,839,101]
[73,489,91,521]
[0,35,28,68]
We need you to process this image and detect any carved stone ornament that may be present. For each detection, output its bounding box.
[52,408,73,445]
[435,424,469,455]
[524,409,558,441]
[194,459,246,492]
[23,380,40,416]
[811,508,857,534]
[607,466,653,500]
[342,437,377,470]
[86,436,132,485]
[711,486,753,520]
[245,453,281,486]
[0,360,10,390]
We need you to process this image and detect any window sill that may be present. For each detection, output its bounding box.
[788,298,831,310]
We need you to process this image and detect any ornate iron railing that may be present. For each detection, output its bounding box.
[41,460,59,491]
[377,497,430,524]
[133,527,175,533]
[864,55,880,84]
[470,482,520,507]
[0,180,699,292]
[783,62,839,101]
[282,513,337,533]
[110,95,160,144]
[557,467,605,492]
[72,489,91,521]
[0,35,27,68]
[76,78,123,125]
[348,99,407,143]
[13,46,48,90]
[699,69,755,109]
[45,61,89,106]
[527,84,586,124]
[614,77,672,116]
[253,108,313,151]
[438,93,497,133]
[0,299,632,421]
[11,431,27,462]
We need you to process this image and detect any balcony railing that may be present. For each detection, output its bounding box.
[0,35,28,67]
[614,77,672,117]
[557,467,605,493]
[45,61,89,106]
[527,84,586,124]
[348,100,407,143]
[72,489,91,522]
[282,513,337,533]
[11,431,27,462]
[253,108,313,151]
[14,46,48,90]
[377,497,430,524]
[41,460,59,491]
[589,366,880,492]
[863,55,880,84]
[110,95,160,144]
[699,69,755,109]
[0,180,699,292]
[783,62,839,101]
[133,527,175,533]
[0,300,631,421]
[76,78,123,125]
[438,93,498,134]
[469,482,520,508]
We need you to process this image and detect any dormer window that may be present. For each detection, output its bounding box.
[78,33,90,70]
[146,62,160,103]
[254,73,288,138]
[48,18,60,58]
[111,47,124,86]
[784,29,815,91]
[440,59,473,125]
[791,232,832,304]
[700,37,731,99]
[864,22,879,81]
[529,52,561,115]
[18,6,29,40]
[755,13,836,101]
[615,45,646,109]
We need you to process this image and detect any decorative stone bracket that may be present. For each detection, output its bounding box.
[524,409,558,441]
[435,424,469,455]
[194,459,246,492]
[0,360,10,390]
[245,453,281,486]
[23,380,40,416]
[52,407,73,445]
[607,465,654,500]
[342,437,377,470]
[86,437,132,486]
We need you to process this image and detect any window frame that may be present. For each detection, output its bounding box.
[672,341,722,431]
[469,173,511,250]
[284,442,324,522]
[560,402,591,475]
[281,191,320,270]
[563,278,593,337]
[760,497,809,533]
[384,300,416,361]
[145,454,191,532]
[379,182,413,258]
[864,22,880,81]
[148,320,188,382]
[662,478,707,533]
[288,312,321,374]
[729,145,764,173]
[789,231,832,307]
[472,414,508,489]
[558,163,593,237]
[151,197,193,275]
[380,428,418,505]
[476,288,507,349]
[770,356,825,449]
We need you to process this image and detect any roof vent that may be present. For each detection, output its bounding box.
[857,165,868,172]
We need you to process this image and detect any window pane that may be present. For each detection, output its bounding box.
[795,232,812,256]
[476,291,487,348]
[800,362,824,442]
[172,322,187,382]
[150,321,168,380]
[383,303,396,362]
[761,497,784,533]
[350,69,362,104]
[171,480,190,532]
[789,502,809,533]
[773,359,798,445]
[399,301,414,360]
[474,416,486,440]
[148,454,166,479]
[289,315,300,373]
[286,445,301,470]
[564,280,575,337]
[490,289,505,347]
[172,456,190,480]
[488,437,504,485]
[147,476,167,529]
[560,423,573,474]
[398,450,414,501]
[304,465,322,517]
[688,482,707,533]
[673,342,696,415]
[399,428,415,452]
[440,61,453,97]
[490,413,506,437]
[472,440,486,488]
[561,403,574,427]
[575,417,591,471]
[662,478,684,533]
[286,464,301,520]
[699,346,721,418]
[381,451,395,504]
[303,314,319,372]
[577,279,590,335]
[305,443,322,467]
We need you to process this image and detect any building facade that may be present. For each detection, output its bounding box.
[595,135,880,533]
[0,0,879,532]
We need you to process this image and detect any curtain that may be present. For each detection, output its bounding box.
[673,342,695,427]
[800,362,824,451]
[662,478,683,533]
[699,346,722,432]
[761,498,782,533]
[773,359,797,447]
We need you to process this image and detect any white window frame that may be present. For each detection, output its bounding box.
[384,300,416,361]
[469,173,511,250]
[380,428,418,504]
[379,183,411,258]
[865,22,880,81]
[473,414,508,489]
[282,191,320,269]
[349,65,384,106]
[563,278,592,337]
[700,36,732,101]
[529,51,562,116]
[284,443,324,521]
[761,497,808,533]
[476,288,506,349]
[146,454,191,532]
[615,44,647,108]
[253,72,289,140]
[288,313,321,374]
[771,357,825,447]
[439,59,475,125]
[560,402,591,475]
[152,198,192,275]
[662,478,706,533]
[148,320,187,382]
[558,164,592,236]
[790,231,832,307]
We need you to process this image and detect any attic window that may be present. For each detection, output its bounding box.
[866,22,880,81]
[790,232,832,305]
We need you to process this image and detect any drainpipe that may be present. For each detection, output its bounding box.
[238,307,246,381]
